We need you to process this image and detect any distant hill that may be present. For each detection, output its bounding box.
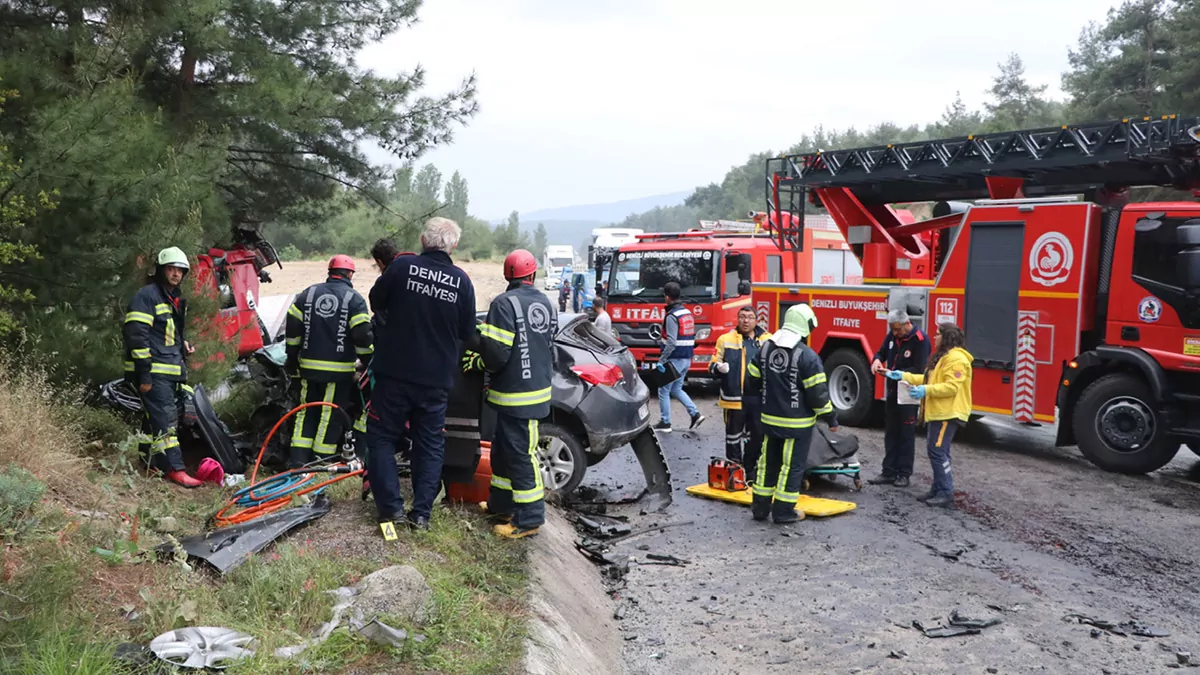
[515,190,692,224]
[486,190,694,252]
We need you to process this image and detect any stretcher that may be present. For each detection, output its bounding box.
[685,483,856,517]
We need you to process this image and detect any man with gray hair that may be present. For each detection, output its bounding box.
[868,307,929,488]
[366,216,477,532]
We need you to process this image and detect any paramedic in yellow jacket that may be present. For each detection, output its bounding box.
[886,322,972,509]
[708,306,770,475]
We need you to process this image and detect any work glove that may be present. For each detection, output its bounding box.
[910,385,926,400]
[462,350,484,373]
[715,362,730,374]
[655,362,666,372]
[884,370,904,381]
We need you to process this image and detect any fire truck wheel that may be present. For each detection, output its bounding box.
[823,348,877,427]
[1074,373,1178,475]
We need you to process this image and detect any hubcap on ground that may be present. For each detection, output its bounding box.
[1096,396,1155,453]
[538,436,575,491]
[829,364,860,411]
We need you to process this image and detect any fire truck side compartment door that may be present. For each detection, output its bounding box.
[965,221,1026,369]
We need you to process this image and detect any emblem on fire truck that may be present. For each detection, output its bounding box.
[755,301,770,328]
[1028,232,1074,287]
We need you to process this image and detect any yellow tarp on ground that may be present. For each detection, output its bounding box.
[685,483,857,517]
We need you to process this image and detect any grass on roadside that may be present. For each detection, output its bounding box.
[0,353,530,675]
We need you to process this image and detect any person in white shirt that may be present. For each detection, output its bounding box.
[592,297,613,335]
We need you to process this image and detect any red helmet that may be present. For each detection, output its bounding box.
[328,254,356,273]
[503,249,538,280]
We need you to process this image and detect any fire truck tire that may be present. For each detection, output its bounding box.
[823,348,877,427]
[1074,373,1179,475]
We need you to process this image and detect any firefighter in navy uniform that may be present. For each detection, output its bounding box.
[746,303,839,524]
[123,246,203,488]
[284,255,373,468]
[471,249,556,539]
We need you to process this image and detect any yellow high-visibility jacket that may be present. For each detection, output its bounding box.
[902,347,973,423]
[708,327,770,410]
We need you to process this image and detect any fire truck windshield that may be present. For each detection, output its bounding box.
[607,250,717,302]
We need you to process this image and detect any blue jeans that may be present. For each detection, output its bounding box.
[657,357,698,424]
[926,419,961,497]
[366,376,449,521]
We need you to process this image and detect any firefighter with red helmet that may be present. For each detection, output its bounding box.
[468,249,556,539]
[284,254,374,468]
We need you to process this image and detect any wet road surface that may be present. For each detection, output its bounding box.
[579,391,1200,674]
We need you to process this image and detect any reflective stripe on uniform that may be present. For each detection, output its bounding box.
[479,322,515,346]
[179,384,194,394]
[487,387,552,407]
[154,303,172,315]
[291,380,313,449]
[747,362,761,377]
[773,438,800,504]
[674,339,696,347]
[491,475,512,491]
[802,372,827,388]
[125,311,153,325]
[514,419,545,504]
[124,361,135,372]
[356,345,374,355]
[149,363,182,376]
[131,348,151,360]
[288,304,304,320]
[313,382,338,455]
[285,336,301,346]
[752,437,772,497]
[164,318,176,347]
[299,358,355,373]
[760,412,816,429]
[349,313,371,328]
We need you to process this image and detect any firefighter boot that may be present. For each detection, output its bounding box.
[165,470,203,489]
[493,523,539,539]
[479,501,512,523]
[771,500,805,524]
[751,495,772,522]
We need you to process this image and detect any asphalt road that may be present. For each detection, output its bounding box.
[579,389,1200,675]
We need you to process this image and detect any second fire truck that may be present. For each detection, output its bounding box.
[753,115,1200,475]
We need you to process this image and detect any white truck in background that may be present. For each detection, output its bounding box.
[543,245,577,290]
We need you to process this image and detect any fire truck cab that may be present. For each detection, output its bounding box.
[754,116,1200,475]
[606,217,861,375]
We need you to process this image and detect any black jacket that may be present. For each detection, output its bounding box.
[123,283,188,385]
[369,250,477,390]
[479,282,556,420]
[285,275,373,383]
[747,340,837,439]
[873,326,930,402]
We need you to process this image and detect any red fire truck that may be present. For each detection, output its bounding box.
[752,115,1200,475]
[605,216,866,375]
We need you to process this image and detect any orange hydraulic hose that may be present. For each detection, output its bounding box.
[212,401,364,528]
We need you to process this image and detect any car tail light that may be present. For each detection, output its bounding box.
[571,364,623,387]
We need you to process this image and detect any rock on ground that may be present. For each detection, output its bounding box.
[354,564,433,625]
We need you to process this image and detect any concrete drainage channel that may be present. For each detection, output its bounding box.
[523,509,624,675]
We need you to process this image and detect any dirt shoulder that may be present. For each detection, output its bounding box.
[267,258,512,310]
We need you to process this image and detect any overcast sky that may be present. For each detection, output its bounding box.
[361,0,1119,219]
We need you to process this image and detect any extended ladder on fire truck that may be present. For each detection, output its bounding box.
[764,115,1200,257]
[752,114,1200,476]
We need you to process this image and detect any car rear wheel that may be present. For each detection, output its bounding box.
[537,423,587,495]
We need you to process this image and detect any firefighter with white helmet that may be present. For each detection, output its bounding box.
[745,303,839,523]
[467,249,557,539]
[284,254,374,468]
[123,246,202,487]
